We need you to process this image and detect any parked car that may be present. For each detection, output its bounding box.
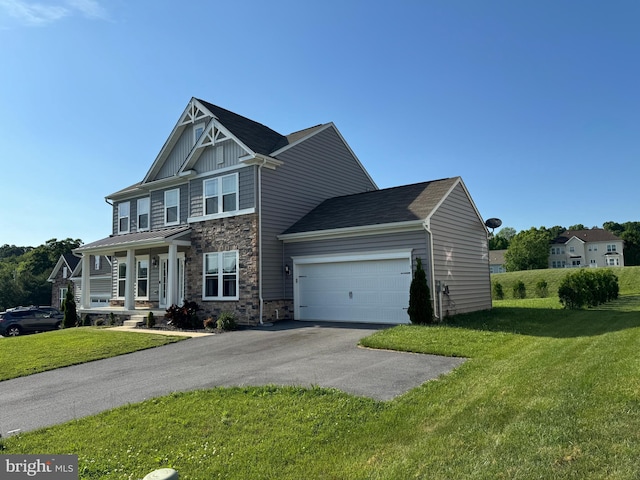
[0,307,63,337]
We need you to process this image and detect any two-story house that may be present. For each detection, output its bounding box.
[549,228,624,268]
[74,98,492,324]
[48,253,112,308]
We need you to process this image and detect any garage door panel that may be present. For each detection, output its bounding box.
[296,257,411,324]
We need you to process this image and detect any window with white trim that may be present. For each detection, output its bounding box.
[137,197,150,231]
[136,257,149,299]
[63,266,68,278]
[203,250,238,300]
[164,189,180,226]
[118,202,130,234]
[607,257,620,266]
[569,246,575,253]
[95,255,101,270]
[59,287,67,307]
[607,244,617,252]
[203,174,238,216]
[194,122,205,143]
[117,260,127,298]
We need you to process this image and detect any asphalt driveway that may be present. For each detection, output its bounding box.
[0,321,465,435]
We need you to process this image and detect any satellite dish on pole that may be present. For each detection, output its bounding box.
[485,218,502,236]
[485,218,502,230]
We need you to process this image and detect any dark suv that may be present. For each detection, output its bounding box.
[0,307,63,337]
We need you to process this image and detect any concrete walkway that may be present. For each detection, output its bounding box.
[0,321,465,435]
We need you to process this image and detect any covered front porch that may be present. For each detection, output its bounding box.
[74,226,191,313]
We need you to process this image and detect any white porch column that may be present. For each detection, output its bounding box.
[125,249,135,310]
[166,244,178,307]
[80,253,90,309]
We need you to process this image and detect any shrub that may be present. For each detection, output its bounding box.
[492,282,504,300]
[146,311,156,329]
[407,257,434,324]
[109,312,117,326]
[535,279,549,298]
[165,301,202,329]
[82,314,92,326]
[513,280,526,299]
[62,284,78,328]
[558,269,619,309]
[203,317,216,330]
[216,311,237,331]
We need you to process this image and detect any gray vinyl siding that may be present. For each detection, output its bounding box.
[156,128,192,180]
[282,230,429,298]
[193,140,246,173]
[189,167,255,218]
[430,183,491,315]
[150,184,188,229]
[260,126,377,300]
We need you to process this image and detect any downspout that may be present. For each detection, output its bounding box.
[257,161,266,325]
[423,220,440,321]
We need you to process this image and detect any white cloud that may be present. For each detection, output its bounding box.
[66,0,108,20]
[0,0,108,26]
[0,0,69,25]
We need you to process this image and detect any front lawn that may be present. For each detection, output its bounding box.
[0,328,185,381]
[3,297,640,479]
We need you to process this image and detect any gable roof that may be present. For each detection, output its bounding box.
[489,249,507,265]
[281,177,460,235]
[552,228,622,245]
[47,252,81,282]
[197,99,289,156]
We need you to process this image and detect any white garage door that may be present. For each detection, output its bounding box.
[295,255,412,324]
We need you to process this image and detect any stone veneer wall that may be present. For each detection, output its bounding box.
[262,300,294,322]
[51,272,73,308]
[187,214,260,325]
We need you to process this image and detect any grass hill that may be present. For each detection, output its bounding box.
[491,265,640,299]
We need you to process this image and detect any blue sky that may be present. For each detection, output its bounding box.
[1,0,638,247]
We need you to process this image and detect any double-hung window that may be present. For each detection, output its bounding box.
[94,255,101,271]
[607,244,617,252]
[165,189,180,226]
[117,260,127,298]
[203,174,238,216]
[136,257,149,299]
[137,197,150,231]
[203,250,238,300]
[118,202,130,234]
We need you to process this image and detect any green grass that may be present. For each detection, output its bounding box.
[0,328,185,381]
[491,265,640,299]
[3,296,640,478]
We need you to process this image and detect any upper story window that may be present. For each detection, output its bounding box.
[607,244,617,252]
[569,246,575,253]
[204,173,238,216]
[137,197,150,231]
[118,202,130,234]
[63,266,68,278]
[164,189,180,226]
[194,123,205,143]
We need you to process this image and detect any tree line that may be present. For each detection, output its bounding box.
[489,222,640,271]
[0,238,82,311]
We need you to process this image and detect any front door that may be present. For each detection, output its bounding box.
[159,253,185,308]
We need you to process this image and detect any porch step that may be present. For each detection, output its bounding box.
[124,314,149,327]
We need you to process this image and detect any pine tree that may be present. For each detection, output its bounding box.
[62,283,77,328]
[407,257,434,324]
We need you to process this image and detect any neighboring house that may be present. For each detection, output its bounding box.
[48,253,112,308]
[73,97,492,324]
[47,253,80,307]
[549,229,624,268]
[489,249,507,273]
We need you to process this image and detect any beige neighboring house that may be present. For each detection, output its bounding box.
[549,229,624,268]
[489,249,507,273]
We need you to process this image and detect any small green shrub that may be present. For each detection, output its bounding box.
[82,314,92,326]
[492,282,504,300]
[95,318,105,326]
[109,312,117,326]
[203,317,216,330]
[513,280,526,299]
[146,311,156,329]
[216,311,237,331]
[535,279,548,298]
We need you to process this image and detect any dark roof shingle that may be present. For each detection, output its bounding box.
[282,177,459,234]
[552,228,622,244]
